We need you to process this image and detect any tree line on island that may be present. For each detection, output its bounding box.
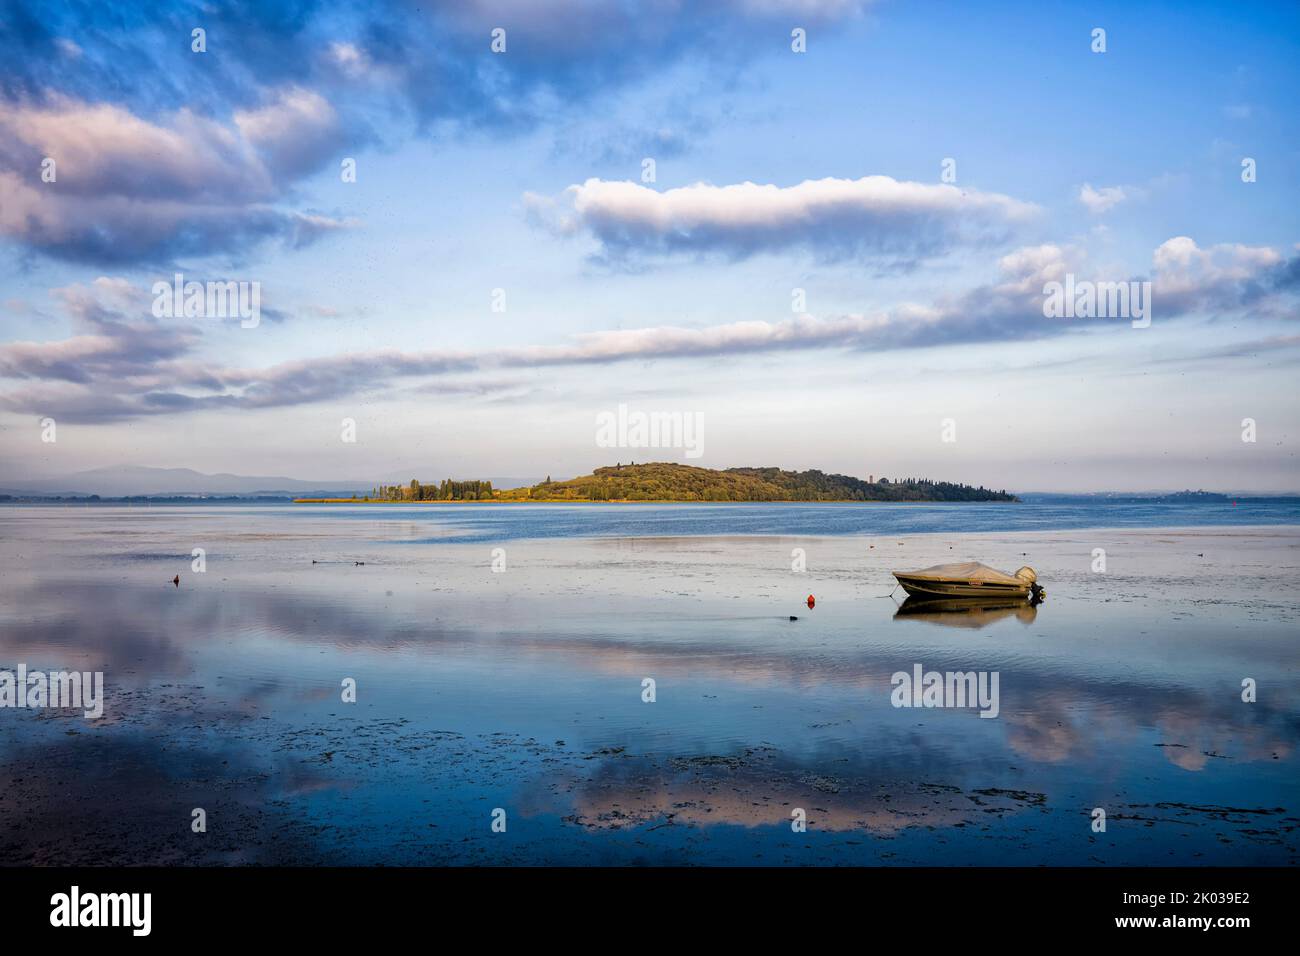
[372,479,495,501]
[344,464,1016,503]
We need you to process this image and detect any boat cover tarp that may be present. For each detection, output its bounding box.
[895,561,1022,584]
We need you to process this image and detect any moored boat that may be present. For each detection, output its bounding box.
[892,561,1040,599]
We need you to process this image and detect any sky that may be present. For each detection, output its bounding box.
[0,0,1297,492]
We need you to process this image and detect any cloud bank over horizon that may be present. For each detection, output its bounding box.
[3,236,1295,424]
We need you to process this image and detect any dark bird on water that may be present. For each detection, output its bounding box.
[171,575,179,587]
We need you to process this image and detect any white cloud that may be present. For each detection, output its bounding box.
[1152,236,1284,314]
[326,42,371,78]
[233,87,343,181]
[0,91,349,263]
[996,244,1071,293]
[527,175,1038,264]
[1078,183,1127,215]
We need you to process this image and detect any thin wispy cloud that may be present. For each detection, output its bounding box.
[0,0,873,135]
[5,238,1294,422]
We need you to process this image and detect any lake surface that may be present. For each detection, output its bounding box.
[1,502,1297,865]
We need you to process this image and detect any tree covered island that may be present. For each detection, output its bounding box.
[296,463,1016,503]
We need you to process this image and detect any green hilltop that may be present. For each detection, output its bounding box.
[343,463,1013,504]
[501,463,1016,502]
[339,463,1016,503]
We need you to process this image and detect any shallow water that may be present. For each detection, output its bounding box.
[1,504,1297,865]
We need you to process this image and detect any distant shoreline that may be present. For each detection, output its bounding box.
[4,495,1298,507]
[290,497,1024,505]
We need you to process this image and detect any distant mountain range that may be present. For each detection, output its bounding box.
[0,466,538,500]
[1017,490,1299,502]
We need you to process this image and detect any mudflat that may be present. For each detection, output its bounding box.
[1,505,1296,865]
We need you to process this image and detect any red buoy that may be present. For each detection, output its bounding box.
[806,594,816,609]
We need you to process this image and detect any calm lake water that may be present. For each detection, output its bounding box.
[1,501,1297,865]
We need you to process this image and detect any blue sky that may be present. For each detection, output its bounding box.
[1,0,1297,491]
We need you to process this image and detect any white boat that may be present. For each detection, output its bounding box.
[892,561,1039,599]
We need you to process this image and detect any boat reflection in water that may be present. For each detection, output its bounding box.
[892,594,1041,629]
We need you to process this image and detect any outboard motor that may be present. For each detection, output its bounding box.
[1015,566,1045,602]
